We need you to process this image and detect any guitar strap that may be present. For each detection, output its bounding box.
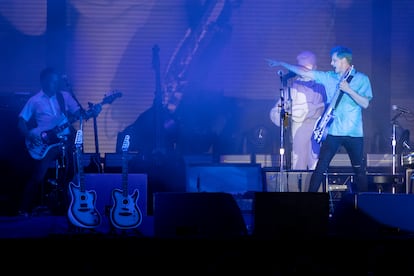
[334,75,354,109]
[56,92,67,116]
[56,91,76,141]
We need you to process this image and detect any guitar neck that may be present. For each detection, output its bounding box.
[75,146,85,192]
[328,66,355,110]
[329,89,343,110]
[121,151,129,196]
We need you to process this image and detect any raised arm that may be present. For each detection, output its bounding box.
[265,58,315,80]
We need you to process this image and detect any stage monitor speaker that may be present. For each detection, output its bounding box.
[253,192,330,239]
[356,192,414,233]
[328,193,413,237]
[84,173,148,216]
[185,163,264,194]
[153,192,248,239]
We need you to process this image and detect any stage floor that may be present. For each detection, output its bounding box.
[2,214,414,275]
[2,193,414,274]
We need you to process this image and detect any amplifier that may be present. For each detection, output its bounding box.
[219,154,280,167]
[47,153,101,169]
[219,154,251,164]
[263,170,314,192]
[263,169,352,193]
[186,163,264,194]
[366,153,394,167]
[104,152,142,170]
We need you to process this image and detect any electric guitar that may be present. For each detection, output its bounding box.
[67,129,101,228]
[25,91,122,160]
[312,65,355,144]
[110,135,143,230]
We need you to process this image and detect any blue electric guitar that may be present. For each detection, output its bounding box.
[110,135,142,230]
[313,65,355,143]
[67,129,101,228]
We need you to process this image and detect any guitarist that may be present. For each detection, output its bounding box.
[17,67,101,217]
[267,46,373,194]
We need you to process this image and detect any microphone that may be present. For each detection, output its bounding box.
[392,105,410,113]
[282,70,297,80]
[277,70,283,83]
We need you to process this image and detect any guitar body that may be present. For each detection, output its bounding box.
[313,106,335,144]
[25,91,122,160]
[67,182,101,228]
[25,139,65,160]
[25,117,73,160]
[67,129,101,229]
[110,134,143,230]
[110,189,142,230]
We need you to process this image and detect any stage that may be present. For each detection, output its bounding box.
[2,191,414,274]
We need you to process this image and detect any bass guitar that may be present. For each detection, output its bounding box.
[67,129,101,228]
[110,134,143,230]
[25,91,122,160]
[312,65,355,144]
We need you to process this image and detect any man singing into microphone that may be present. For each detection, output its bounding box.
[268,46,373,194]
[270,51,326,178]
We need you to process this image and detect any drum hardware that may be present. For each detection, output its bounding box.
[402,151,414,168]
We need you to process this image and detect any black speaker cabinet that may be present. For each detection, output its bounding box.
[328,192,410,237]
[84,173,148,216]
[253,192,330,239]
[153,192,248,239]
[185,163,264,193]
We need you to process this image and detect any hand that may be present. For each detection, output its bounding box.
[90,104,102,117]
[339,80,351,93]
[85,104,102,119]
[28,132,42,146]
[265,58,279,67]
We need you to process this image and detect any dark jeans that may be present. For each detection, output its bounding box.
[308,135,368,193]
[19,144,75,214]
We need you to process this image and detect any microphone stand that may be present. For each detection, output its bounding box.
[277,71,291,192]
[63,77,88,173]
[391,112,403,175]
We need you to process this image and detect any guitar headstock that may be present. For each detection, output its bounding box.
[122,135,130,152]
[74,129,83,147]
[102,91,122,105]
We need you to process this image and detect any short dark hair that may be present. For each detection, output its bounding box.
[330,46,352,64]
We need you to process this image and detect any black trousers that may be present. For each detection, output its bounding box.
[308,135,368,193]
[19,143,75,214]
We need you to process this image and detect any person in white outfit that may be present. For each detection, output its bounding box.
[270,51,326,171]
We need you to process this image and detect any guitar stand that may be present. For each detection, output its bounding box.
[66,222,103,236]
[104,205,145,237]
[107,222,145,237]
